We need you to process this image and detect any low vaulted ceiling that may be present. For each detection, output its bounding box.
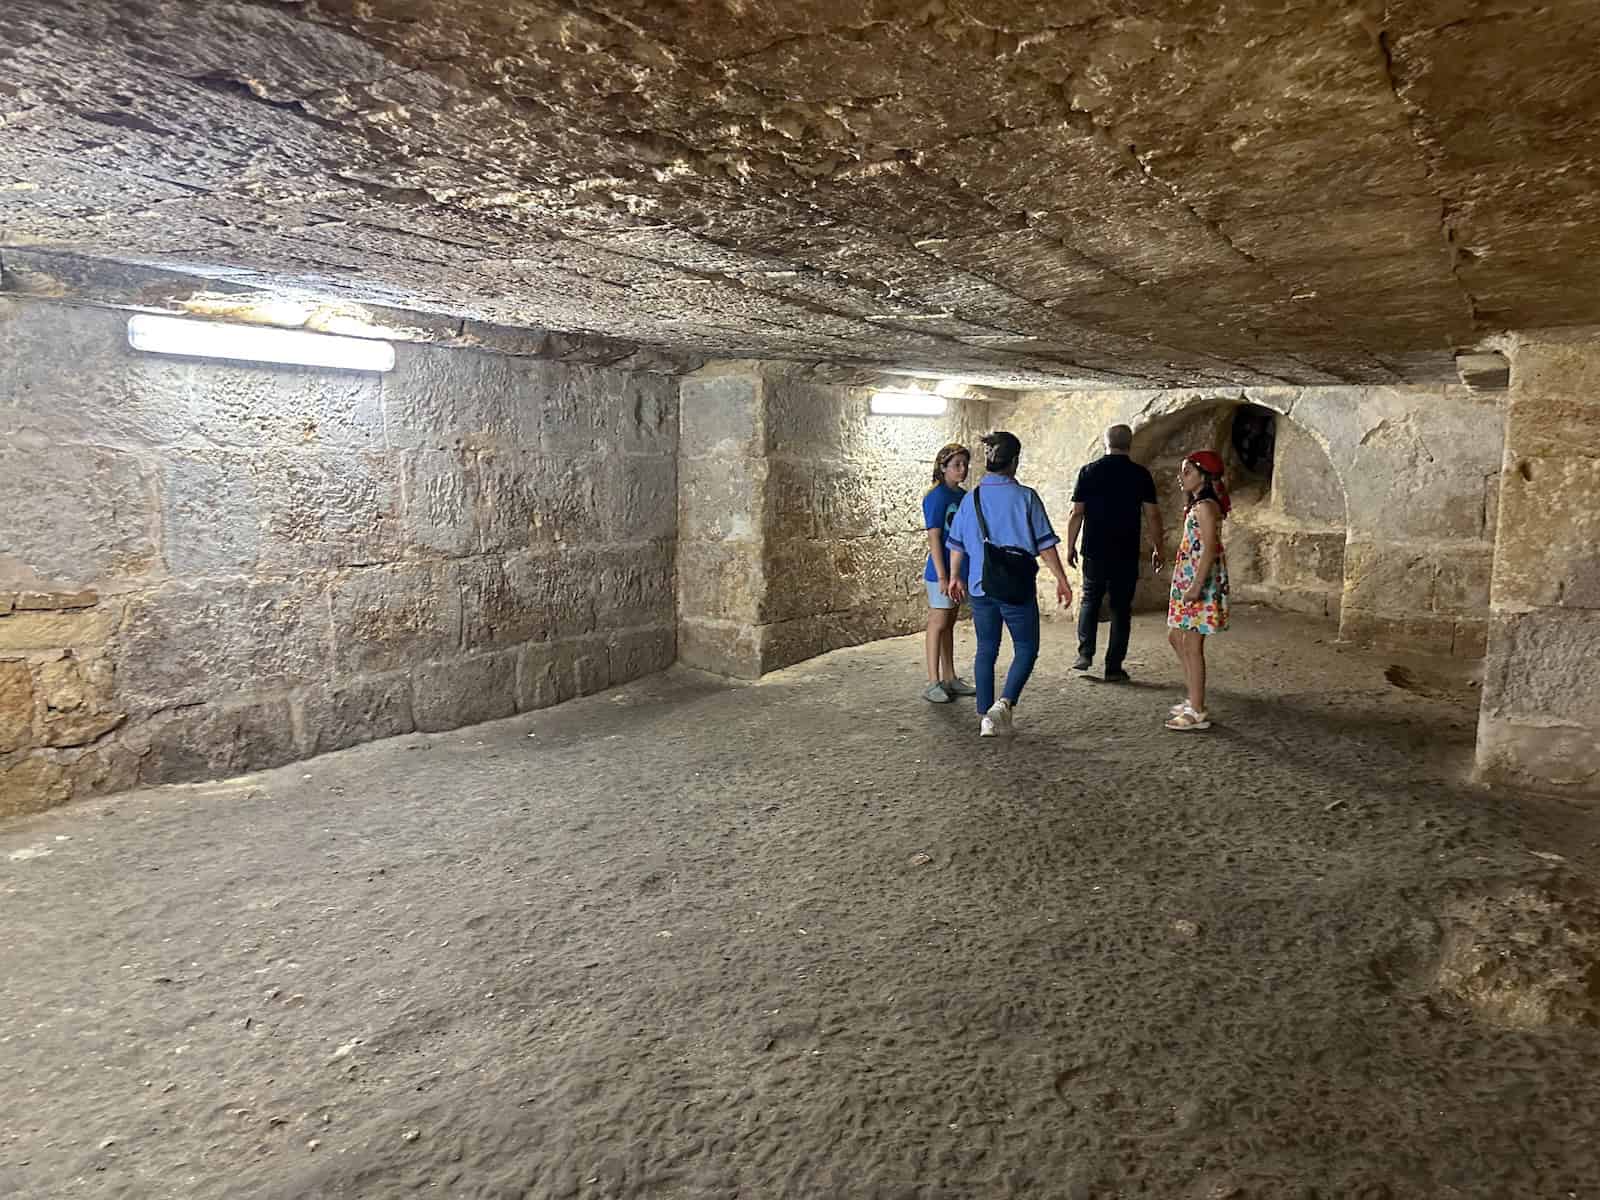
[3,0,1597,386]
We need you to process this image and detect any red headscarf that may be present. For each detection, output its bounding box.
[1184,450,1232,517]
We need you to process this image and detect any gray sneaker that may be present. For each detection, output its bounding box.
[922,682,954,703]
[944,677,977,697]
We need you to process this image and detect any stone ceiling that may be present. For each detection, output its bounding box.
[2,0,1597,387]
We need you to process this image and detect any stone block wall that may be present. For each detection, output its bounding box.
[678,364,984,678]
[1477,337,1600,796]
[990,384,1504,655]
[0,298,677,817]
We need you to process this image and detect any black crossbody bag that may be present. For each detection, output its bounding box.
[972,486,1040,604]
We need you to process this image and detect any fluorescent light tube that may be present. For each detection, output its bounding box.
[870,391,948,417]
[127,314,396,372]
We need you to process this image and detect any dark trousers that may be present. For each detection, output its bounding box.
[1077,556,1140,672]
[969,594,1041,713]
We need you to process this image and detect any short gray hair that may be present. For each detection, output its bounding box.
[1105,424,1133,452]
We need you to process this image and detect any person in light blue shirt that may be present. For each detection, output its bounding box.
[947,431,1074,737]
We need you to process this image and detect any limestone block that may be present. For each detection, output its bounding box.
[677,617,761,679]
[1476,716,1599,793]
[400,449,478,559]
[296,674,415,756]
[0,443,158,587]
[132,698,299,786]
[1339,609,1455,655]
[1223,523,1265,583]
[678,460,765,543]
[330,563,460,676]
[677,541,763,624]
[1491,453,1600,609]
[458,551,596,651]
[37,656,124,748]
[754,617,825,675]
[383,345,537,451]
[1433,548,1493,615]
[1342,388,1503,542]
[162,451,261,577]
[1271,418,1346,523]
[255,451,404,572]
[603,453,677,543]
[528,362,614,456]
[597,542,674,630]
[1512,342,1600,406]
[412,652,518,732]
[0,754,75,820]
[613,372,679,455]
[1481,609,1600,724]
[119,583,332,710]
[867,413,973,464]
[6,301,199,448]
[758,540,838,624]
[186,361,385,452]
[609,626,675,685]
[1266,530,1346,587]
[765,459,817,540]
[0,607,120,654]
[476,449,605,552]
[1341,542,1436,614]
[0,661,33,753]
[763,379,864,459]
[515,641,572,712]
[570,637,613,698]
[0,595,11,616]
[1452,618,1489,659]
[1455,352,1510,391]
[680,373,762,458]
[1503,394,1600,460]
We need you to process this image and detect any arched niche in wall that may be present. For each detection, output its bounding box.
[1109,396,1351,620]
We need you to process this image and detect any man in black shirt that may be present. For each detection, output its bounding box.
[1065,424,1165,681]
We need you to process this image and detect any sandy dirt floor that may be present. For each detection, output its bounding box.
[3,608,1599,1200]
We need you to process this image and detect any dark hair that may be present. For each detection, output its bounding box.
[931,442,970,485]
[1105,424,1133,452]
[981,430,1022,473]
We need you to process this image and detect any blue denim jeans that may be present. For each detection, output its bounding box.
[969,594,1041,714]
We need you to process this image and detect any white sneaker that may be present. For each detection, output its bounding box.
[983,698,1014,737]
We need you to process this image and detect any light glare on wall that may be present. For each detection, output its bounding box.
[870,391,948,417]
[127,314,396,372]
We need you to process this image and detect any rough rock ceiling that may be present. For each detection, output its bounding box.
[2,0,1597,387]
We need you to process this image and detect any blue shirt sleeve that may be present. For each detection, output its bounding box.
[921,487,944,531]
[1029,490,1061,552]
[945,492,976,560]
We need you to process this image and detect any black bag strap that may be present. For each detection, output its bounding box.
[972,485,993,545]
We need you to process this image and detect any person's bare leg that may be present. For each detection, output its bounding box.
[926,608,954,683]
[1183,630,1207,713]
[939,618,957,684]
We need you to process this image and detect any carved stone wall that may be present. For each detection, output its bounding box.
[0,297,678,817]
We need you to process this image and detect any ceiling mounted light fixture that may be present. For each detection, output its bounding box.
[870,390,948,417]
[127,314,396,372]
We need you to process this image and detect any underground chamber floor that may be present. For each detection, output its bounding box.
[3,609,1598,1199]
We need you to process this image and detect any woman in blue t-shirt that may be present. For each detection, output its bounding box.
[921,442,975,703]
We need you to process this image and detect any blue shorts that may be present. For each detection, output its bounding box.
[926,579,957,610]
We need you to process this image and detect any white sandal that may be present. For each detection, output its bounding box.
[1165,707,1211,731]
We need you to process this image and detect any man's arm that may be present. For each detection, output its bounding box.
[948,548,967,602]
[1143,501,1166,570]
[1066,502,1086,569]
[1040,545,1073,606]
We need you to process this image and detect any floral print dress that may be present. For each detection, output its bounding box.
[1167,502,1230,634]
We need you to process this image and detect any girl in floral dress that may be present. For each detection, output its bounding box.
[1166,450,1230,731]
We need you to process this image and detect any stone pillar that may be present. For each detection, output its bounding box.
[1476,337,1600,795]
[677,366,768,678]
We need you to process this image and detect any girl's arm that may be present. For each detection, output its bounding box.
[925,528,948,590]
[1183,502,1221,601]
